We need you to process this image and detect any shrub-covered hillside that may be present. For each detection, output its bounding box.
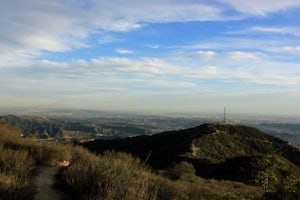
[0,122,267,200]
[1,122,299,199]
[84,123,300,195]
[61,148,263,200]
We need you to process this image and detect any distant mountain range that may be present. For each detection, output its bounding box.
[0,114,148,141]
[83,123,300,191]
[1,114,300,146]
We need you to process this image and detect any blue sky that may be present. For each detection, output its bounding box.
[1,0,300,116]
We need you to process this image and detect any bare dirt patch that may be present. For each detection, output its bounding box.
[33,166,65,200]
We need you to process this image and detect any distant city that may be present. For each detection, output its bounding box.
[0,108,299,146]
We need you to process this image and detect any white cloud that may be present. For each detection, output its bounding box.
[269,46,300,54]
[147,44,160,49]
[196,51,218,59]
[175,49,263,65]
[2,0,299,62]
[0,0,228,59]
[172,37,274,53]
[1,53,300,114]
[115,48,134,54]
[90,57,172,78]
[0,0,89,58]
[227,51,260,61]
[2,55,299,88]
[97,36,119,44]
[185,66,218,78]
[218,0,300,15]
[173,35,300,63]
[1,1,300,114]
[250,26,300,36]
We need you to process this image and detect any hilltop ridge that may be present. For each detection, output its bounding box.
[83,123,300,191]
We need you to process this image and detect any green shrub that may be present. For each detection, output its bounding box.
[250,154,299,191]
[262,186,300,200]
[169,161,196,180]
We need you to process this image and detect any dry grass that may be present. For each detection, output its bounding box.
[0,122,265,200]
[0,122,72,199]
[62,147,264,200]
[0,123,33,199]
[63,148,157,200]
[151,175,263,200]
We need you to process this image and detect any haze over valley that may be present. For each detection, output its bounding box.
[1,0,300,117]
[1,108,300,147]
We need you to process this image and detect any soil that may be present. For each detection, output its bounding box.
[33,166,66,200]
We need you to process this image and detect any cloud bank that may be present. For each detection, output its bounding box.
[1,0,300,114]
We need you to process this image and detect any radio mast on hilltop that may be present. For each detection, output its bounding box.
[223,107,226,124]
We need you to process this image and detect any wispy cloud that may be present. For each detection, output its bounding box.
[97,35,119,44]
[179,49,262,62]
[1,0,299,60]
[1,0,300,114]
[269,46,300,54]
[196,51,218,59]
[115,48,134,54]
[250,26,300,36]
[147,44,160,49]
[2,55,299,87]
[227,51,260,61]
[218,0,300,15]
[0,0,228,59]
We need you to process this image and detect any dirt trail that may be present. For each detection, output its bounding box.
[33,165,64,200]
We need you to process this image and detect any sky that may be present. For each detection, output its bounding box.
[1,0,300,116]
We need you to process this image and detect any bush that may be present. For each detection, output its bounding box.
[262,186,300,200]
[0,124,34,199]
[62,148,157,200]
[0,122,72,199]
[62,148,263,200]
[169,161,196,180]
[250,154,299,191]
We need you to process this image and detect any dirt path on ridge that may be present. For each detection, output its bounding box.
[33,165,65,200]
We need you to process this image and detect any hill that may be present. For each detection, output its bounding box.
[83,123,300,191]
[0,121,267,200]
[0,114,147,141]
[2,114,300,146]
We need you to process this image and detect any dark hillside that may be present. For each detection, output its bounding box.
[83,124,217,168]
[83,123,300,191]
[83,123,300,166]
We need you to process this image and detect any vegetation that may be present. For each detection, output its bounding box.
[0,122,299,199]
[61,148,263,200]
[62,148,157,200]
[0,114,150,142]
[0,122,71,199]
[168,161,196,180]
[84,123,300,195]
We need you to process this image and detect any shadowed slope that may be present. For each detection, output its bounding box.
[83,123,300,189]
